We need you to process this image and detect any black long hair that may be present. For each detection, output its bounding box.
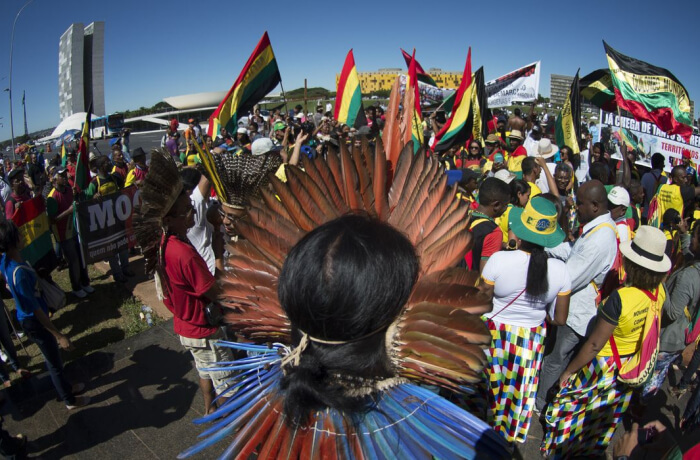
[510,179,530,206]
[0,220,19,254]
[278,214,419,427]
[519,239,549,299]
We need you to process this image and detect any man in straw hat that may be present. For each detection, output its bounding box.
[507,130,527,178]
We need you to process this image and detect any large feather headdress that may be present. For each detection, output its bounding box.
[133,149,182,276]
[181,77,506,459]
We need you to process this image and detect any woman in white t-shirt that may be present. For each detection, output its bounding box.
[477,196,571,444]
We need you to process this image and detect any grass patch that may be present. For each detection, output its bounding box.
[1,263,160,378]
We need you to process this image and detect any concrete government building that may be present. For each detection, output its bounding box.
[59,22,105,120]
[336,68,462,93]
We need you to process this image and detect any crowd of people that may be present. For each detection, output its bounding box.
[0,97,698,458]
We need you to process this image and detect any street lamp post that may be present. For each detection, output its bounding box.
[8,0,35,160]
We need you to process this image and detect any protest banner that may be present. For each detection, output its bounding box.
[76,186,140,264]
[486,61,540,108]
[399,74,449,106]
[598,109,700,172]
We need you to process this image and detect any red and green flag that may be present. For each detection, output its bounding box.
[208,32,281,138]
[580,69,617,112]
[334,49,367,129]
[76,105,92,191]
[401,48,438,87]
[555,70,581,154]
[11,197,57,273]
[431,48,474,153]
[604,41,693,141]
[405,49,424,151]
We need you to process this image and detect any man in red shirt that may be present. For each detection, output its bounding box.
[465,178,509,272]
[5,168,32,220]
[46,168,94,298]
[161,191,234,414]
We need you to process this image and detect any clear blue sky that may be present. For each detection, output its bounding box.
[1,0,699,141]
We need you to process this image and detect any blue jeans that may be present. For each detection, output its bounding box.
[20,317,74,405]
[0,310,20,383]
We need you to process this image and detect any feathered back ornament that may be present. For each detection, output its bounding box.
[219,136,491,389]
[212,150,282,208]
[133,148,182,276]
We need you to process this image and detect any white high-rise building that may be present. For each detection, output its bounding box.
[58,22,105,120]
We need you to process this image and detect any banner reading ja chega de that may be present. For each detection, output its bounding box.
[76,186,140,264]
[485,61,540,108]
[598,109,700,172]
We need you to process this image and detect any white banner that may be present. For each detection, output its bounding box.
[485,61,540,108]
[598,109,700,172]
[398,74,452,106]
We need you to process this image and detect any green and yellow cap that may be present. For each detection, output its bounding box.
[509,196,565,248]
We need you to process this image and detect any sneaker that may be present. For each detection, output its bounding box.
[81,285,95,294]
[66,395,90,410]
[72,289,87,299]
[123,268,135,277]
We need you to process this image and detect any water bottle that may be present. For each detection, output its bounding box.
[141,305,154,327]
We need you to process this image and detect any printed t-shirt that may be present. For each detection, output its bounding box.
[162,236,218,339]
[598,285,665,356]
[482,250,571,328]
[655,183,695,218]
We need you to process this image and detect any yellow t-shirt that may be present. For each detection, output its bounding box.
[656,183,685,219]
[497,204,513,244]
[598,285,665,356]
[528,181,542,198]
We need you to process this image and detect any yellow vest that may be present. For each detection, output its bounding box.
[656,183,685,219]
[599,286,665,356]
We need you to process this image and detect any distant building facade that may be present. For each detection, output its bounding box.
[550,74,596,113]
[336,68,462,93]
[58,22,105,120]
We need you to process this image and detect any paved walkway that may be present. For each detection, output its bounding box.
[1,314,697,459]
[4,256,697,458]
[0,320,223,459]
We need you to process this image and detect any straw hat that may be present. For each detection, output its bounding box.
[537,139,559,159]
[619,226,671,273]
[509,196,565,248]
[509,130,524,141]
[494,169,516,184]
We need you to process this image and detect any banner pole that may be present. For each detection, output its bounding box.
[73,201,89,271]
[279,79,290,118]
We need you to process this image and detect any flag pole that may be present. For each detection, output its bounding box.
[278,79,290,118]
